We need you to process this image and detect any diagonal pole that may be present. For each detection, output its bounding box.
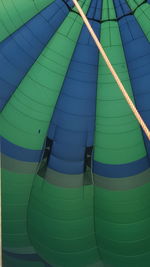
[72,0,150,140]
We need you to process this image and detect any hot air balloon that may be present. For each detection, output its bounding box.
[1,0,150,266]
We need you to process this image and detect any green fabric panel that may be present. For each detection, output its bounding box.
[127,0,145,9]
[0,0,55,42]
[94,0,146,164]
[127,1,150,41]
[101,0,116,20]
[30,241,99,267]
[2,168,34,249]
[96,218,150,242]
[98,249,150,267]
[29,217,95,247]
[3,234,32,249]
[2,169,33,204]
[95,182,150,223]
[0,0,90,150]
[28,175,99,266]
[94,183,150,265]
[29,195,93,221]
[97,236,150,256]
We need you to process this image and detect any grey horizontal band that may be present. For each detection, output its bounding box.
[1,153,38,174]
[94,168,150,191]
[40,166,150,190]
[45,168,84,188]
[2,152,149,190]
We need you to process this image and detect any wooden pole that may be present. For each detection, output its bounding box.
[72,0,150,140]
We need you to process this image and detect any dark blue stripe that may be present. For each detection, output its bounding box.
[63,0,74,8]
[47,0,101,174]
[113,0,131,17]
[48,155,84,174]
[93,157,150,178]
[1,137,42,162]
[94,0,102,20]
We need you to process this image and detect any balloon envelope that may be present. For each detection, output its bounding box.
[1,0,150,266]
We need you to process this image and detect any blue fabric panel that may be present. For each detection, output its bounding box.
[48,0,101,174]
[57,77,97,99]
[48,155,84,174]
[1,137,42,162]
[57,94,95,116]
[75,38,99,63]
[88,0,98,18]
[113,0,131,17]
[52,142,85,161]
[93,156,150,178]
[88,0,102,20]
[52,110,95,132]
[47,122,56,140]
[0,54,24,85]
[64,0,74,8]
[0,79,15,108]
[87,131,95,147]
[135,92,150,111]
[0,0,69,111]
[54,127,87,146]
[113,0,123,17]
[118,15,150,158]
[94,0,102,20]
[3,250,52,266]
